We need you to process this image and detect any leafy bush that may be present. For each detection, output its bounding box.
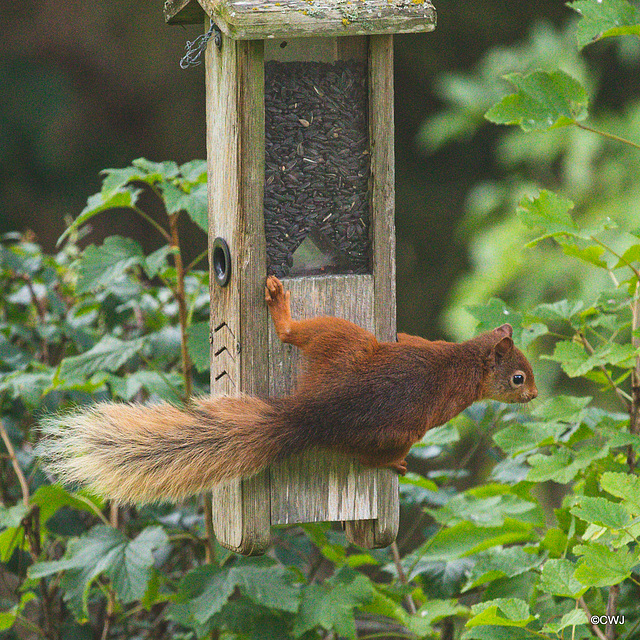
[2,3,640,639]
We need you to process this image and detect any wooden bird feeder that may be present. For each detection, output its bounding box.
[163,0,437,555]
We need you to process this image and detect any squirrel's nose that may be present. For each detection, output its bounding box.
[529,387,538,400]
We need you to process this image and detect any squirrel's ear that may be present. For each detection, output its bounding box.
[494,323,513,338]
[494,336,514,359]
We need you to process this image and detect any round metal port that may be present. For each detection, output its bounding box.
[212,237,231,287]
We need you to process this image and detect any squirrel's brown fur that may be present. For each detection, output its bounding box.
[38,276,537,504]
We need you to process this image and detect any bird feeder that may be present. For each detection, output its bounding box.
[163,0,437,555]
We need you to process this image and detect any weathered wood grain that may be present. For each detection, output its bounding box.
[165,0,436,39]
[207,33,271,555]
[345,34,399,548]
[164,0,204,24]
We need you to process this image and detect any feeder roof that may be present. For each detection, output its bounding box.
[164,0,436,39]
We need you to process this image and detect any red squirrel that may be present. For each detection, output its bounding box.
[38,276,537,504]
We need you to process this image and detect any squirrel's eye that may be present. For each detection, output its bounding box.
[511,372,525,387]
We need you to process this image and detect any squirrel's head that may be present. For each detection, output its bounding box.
[477,324,538,404]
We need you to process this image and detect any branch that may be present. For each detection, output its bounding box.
[576,122,640,151]
[185,249,208,275]
[391,541,416,614]
[169,213,193,402]
[605,585,619,640]
[579,597,607,640]
[578,333,631,412]
[203,494,215,564]
[0,420,30,507]
[131,206,172,243]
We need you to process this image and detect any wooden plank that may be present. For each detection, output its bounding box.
[164,0,205,24]
[345,34,399,548]
[195,0,436,38]
[369,34,396,344]
[207,32,271,555]
[269,275,379,524]
[270,450,377,525]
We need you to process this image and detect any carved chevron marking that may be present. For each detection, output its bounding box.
[211,322,237,392]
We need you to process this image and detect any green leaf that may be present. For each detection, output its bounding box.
[168,559,301,627]
[573,542,640,587]
[600,471,640,514]
[516,190,577,245]
[0,503,29,529]
[109,371,184,402]
[422,422,461,446]
[143,245,173,279]
[0,604,19,632]
[238,564,301,613]
[485,70,588,132]
[569,0,640,49]
[462,547,542,592]
[520,323,548,348]
[417,520,535,563]
[527,444,608,484]
[542,609,588,635]
[76,236,145,294]
[187,321,210,373]
[531,395,593,422]
[539,559,587,598]
[532,299,584,324]
[169,565,237,625]
[467,598,536,629]
[58,188,140,246]
[399,472,439,494]
[0,593,34,633]
[132,158,180,180]
[59,335,144,378]
[466,298,523,339]
[544,341,636,378]
[293,567,373,639]
[408,599,468,635]
[162,181,208,231]
[493,421,568,455]
[178,159,207,183]
[30,485,103,525]
[570,496,631,529]
[613,243,640,270]
[29,525,168,616]
[561,242,608,268]
[431,492,540,528]
[541,340,588,377]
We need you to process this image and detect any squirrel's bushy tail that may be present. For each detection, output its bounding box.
[38,396,288,504]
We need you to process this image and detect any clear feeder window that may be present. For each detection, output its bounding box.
[264,38,370,278]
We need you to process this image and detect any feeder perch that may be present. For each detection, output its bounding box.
[163,0,437,555]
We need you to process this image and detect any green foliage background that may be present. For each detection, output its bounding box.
[2,1,640,639]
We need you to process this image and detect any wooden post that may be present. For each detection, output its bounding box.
[345,34,399,548]
[206,33,272,555]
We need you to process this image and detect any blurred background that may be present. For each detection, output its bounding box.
[3,0,640,346]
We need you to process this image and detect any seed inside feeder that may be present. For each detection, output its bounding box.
[264,60,371,278]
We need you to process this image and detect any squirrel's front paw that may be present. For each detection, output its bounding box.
[265,276,292,338]
[265,276,284,305]
[265,276,290,308]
